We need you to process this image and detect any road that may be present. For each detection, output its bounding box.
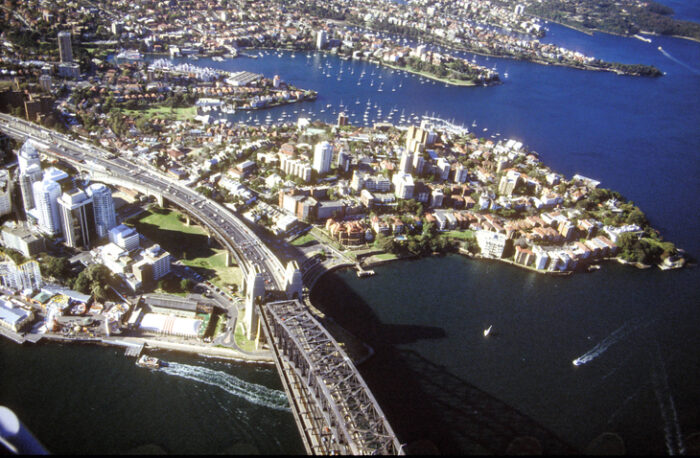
[0,114,287,292]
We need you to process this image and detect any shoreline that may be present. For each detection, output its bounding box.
[1,328,275,364]
[537,17,700,44]
[373,60,484,87]
[324,246,684,283]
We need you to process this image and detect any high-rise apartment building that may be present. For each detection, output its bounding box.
[398,148,412,174]
[0,170,12,217]
[313,141,333,175]
[392,172,415,200]
[32,178,62,235]
[58,31,73,63]
[316,30,327,50]
[19,164,42,214]
[86,183,116,238]
[58,189,97,249]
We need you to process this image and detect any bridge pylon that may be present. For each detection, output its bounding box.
[284,261,303,300]
[244,267,266,340]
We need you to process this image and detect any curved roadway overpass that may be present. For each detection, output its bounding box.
[0,113,286,291]
[0,114,406,455]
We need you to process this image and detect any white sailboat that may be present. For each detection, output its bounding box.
[483,325,492,337]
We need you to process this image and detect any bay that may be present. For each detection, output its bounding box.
[0,339,304,454]
[2,10,699,454]
[311,255,700,454]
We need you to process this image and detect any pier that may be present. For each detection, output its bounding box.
[123,343,144,358]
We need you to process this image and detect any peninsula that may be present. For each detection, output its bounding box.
[0,0,662,86]
[503,0,700,42]
[0,0,686,365]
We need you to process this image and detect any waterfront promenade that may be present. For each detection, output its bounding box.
[0,325,274,363]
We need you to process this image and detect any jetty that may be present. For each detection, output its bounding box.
[355,264,376,278]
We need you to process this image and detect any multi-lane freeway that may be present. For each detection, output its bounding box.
[0,114,407,455]
[0,113,286,291]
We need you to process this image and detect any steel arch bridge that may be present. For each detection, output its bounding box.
[0,114,403,455]
[260,299,404,455]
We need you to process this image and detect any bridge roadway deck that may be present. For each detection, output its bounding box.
[0,114,403,455]
[260,299,404,455]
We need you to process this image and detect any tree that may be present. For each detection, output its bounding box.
[422,221,437,238]
[180,278,194,292]
[41,255,71,280]
[74,264,113,301]
[626,208,648,227]
[1,249,26,265]
[74,272,91,293]
[374,233,394,252]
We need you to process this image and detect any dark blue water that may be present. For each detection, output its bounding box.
[656,0,700,24]
[4,9,700,454]
[311,255,700,454]
[0,341,304,454]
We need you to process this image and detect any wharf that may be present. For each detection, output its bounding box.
[123,342,145,358]
[0,326,26,344]
[355,265,375,277]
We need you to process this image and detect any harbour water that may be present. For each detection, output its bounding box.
[311,256,700,454]
[3,9,700,454]
[0,340,304,454]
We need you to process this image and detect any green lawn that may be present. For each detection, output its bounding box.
[126,208,242,288]
[212,315,226,338]
[291,233,317,247]
[375,253,399,261]
[382,62,478,86]
[444,230,475,241]
[234,312,258,352]
[121,106,196,122]
[154,288,187,297]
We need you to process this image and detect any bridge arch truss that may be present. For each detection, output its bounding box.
[260,299,403,455]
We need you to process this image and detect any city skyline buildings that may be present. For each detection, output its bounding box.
[86,183,117,238]
[31,178,62,236]
[57,31,73,64]
[58,188,97,250]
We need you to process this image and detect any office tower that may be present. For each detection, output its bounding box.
[58,31,73,63]
[398,148,412,174]
[32,179,62,235]
[43,167,72,192]
[316,30,327,50]
[313,141,333,175]
[86,183,116,238]
[18,140,41,174]
[58,189,96,249]
[0,169,11,217]
[19,164,42,214]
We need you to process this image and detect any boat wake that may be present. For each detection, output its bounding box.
[572,318,650,366]
[160,362,290,411]
[658,46,700,75]
[650,342,685,455]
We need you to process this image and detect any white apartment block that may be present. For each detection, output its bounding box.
[392,172,415,199]
[313,141,333,175]
[475,230,507,258]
